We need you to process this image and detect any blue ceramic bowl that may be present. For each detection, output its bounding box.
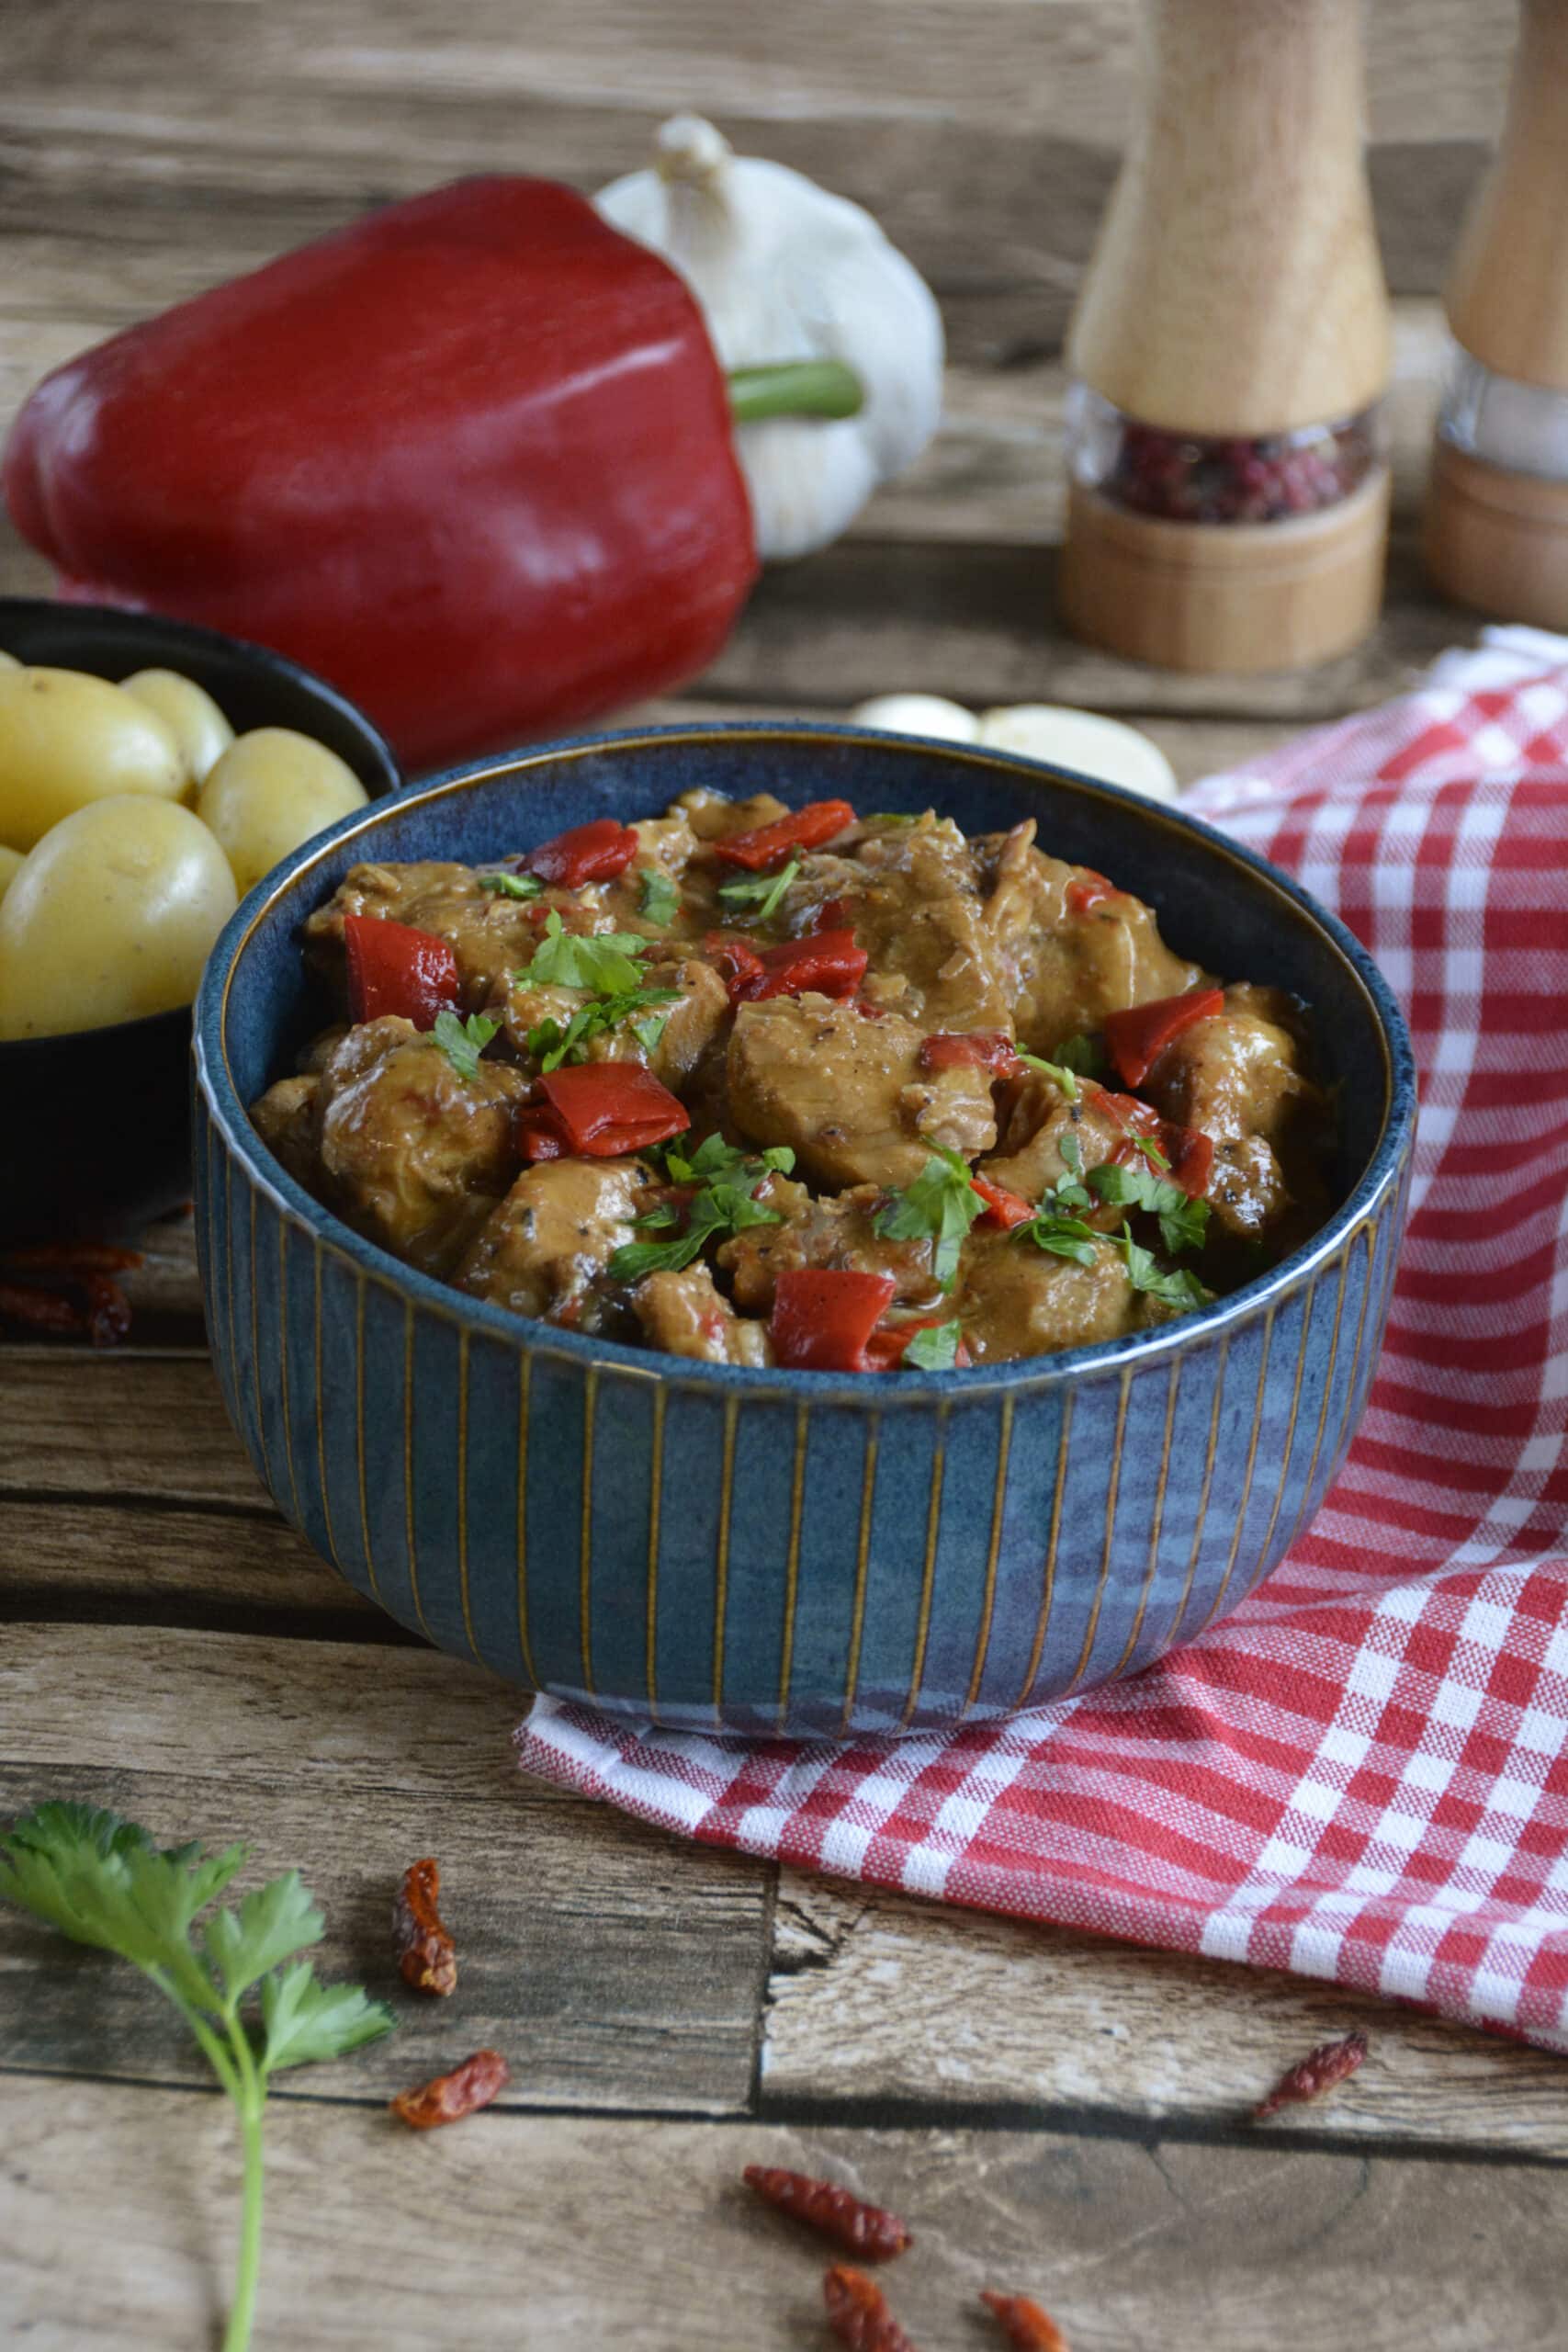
[193,725,1416,1737]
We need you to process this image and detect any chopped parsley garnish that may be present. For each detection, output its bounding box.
[526,986,679,1074]
[902,1318,965,1371]
[1110,1221,1213,1312]
[1087,1157,1210,1255]
[520,910,652,994]
[609,1139,796,1283]
[432,1008,501,1082]
[717,857,800,923]
[874,1146,985,1289]
[1055,1031,1105,1079]
[1019,1211,1099,1267]
[476,868,542,900]
[1015,1050,1080,1102]
[637,866,681,925]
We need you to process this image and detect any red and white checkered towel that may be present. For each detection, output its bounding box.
[519,628,1568,2052]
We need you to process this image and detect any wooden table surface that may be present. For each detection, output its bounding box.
[5,5,1568,2346]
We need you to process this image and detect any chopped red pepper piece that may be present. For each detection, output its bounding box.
[705,931,767,1005]
[747,930,868,1002]
[514,1103,570,1162]
[534,1063,691,1157]
[969,1177,1034,1231]
[813,896,851,933]
[771,1268,897,1373]
[1066,867,1122,917]
[343,913,461,1029]
[521,818,638,888]
[713,798,856,871]
[1104,987,1225,1087]
[862,1314,974,1370]
[1095,1084,1165,1139]
[1161,1123,1214,1199]
[919,1030,1019,1075]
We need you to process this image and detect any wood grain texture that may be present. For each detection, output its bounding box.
[0,1636,768,2113]
[6,2079,1568,2352]
[761,1871,1568,2158]
[0,1355,265,1506]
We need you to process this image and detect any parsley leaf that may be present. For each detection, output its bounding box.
[637,866,681,925]
[1055,1031,1105,1079]
[521,910,651,995]
[717,857,800,923]
[874,1146,984,1289]
[1087,1158,1210,1255]
[902,1318,965,1370]
[476,868,542,900]
[1020,1211,1100,1267]
[0,1803,394,2350]
[1015,1050,1079,1102]
[609,1140,796,1283]
[1109,1221,1213,1312]
[526,987,679,1074]
[432,1007,501,1083]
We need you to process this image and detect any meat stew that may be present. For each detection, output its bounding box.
[251,792,1332,1373]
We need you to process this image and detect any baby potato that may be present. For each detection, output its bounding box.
[0,795,237,1039]
[121,667,234,790]
[197,728,368,897]
[0,842,22,902]
[0,664,186,851]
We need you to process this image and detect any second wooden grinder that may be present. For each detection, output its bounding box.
[1059,0,1393,673]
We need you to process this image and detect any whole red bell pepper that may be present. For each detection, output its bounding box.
[1104,988,1225,1087]
[771,1269,897,1373]
[2,181,851,771]
[343,914,460,1029]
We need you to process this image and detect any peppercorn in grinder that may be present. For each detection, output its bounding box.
[1058,0,1393,673]
[1426,1,1568,630]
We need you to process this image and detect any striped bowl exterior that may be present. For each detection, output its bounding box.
[193,1096,1410,1738]
[193,722,1416,1739]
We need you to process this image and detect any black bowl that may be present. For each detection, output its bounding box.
[0,599,402,1238]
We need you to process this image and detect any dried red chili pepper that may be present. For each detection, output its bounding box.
[393,1857,457,1996]
[918,1029,1019,1075]
[80,1273,132,1348]
[1103,987,1225,1088]
[343,913,461,1029]
[1253,2028,1369,2121]
[742,2165,912,2260]
[521,818,638,888]
[0,1271,133,1345]
[2,1241,142,1273]
[823,2265,919,2351]
[969,1176,1034,1231]
[390,2048,509,2130]
[980,2290,1069,2350]
[0,1282,87,1338]
[713,798,856,871]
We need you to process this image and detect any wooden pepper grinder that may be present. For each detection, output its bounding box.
[1426,1,1568,629]
[1059,0,1393,672]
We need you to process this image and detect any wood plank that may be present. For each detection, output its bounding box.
[0,1355,264,1508]
[6,2080,1568,2352]
[761,1871,1568,2161]
[0,1631,768,2114]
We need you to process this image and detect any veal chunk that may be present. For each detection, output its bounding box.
[494,954,728,1090]
[251,1073,321,1189]
[1145,983,1322,1240]
[457,1156,659,1331]
[631,1266,773,1365]
[954,1231,1157,1363]
[304,862,542,1013]
[310,1018,524,1274]
[976,822,1203,1051]
[980,1073,1133,1208]
[727,994,997,1192]
[718,1178,944,1313]
[780,816,1014,1032]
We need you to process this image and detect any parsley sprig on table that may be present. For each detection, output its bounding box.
[874,1146,985,1289]
[609,1136,796,1283]
[0,1803,394,2352]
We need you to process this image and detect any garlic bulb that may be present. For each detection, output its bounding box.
[849,691,1179,802]
[597,116,944,561]
[848,694,978,743]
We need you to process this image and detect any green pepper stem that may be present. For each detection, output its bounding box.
[727,359,863,424]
